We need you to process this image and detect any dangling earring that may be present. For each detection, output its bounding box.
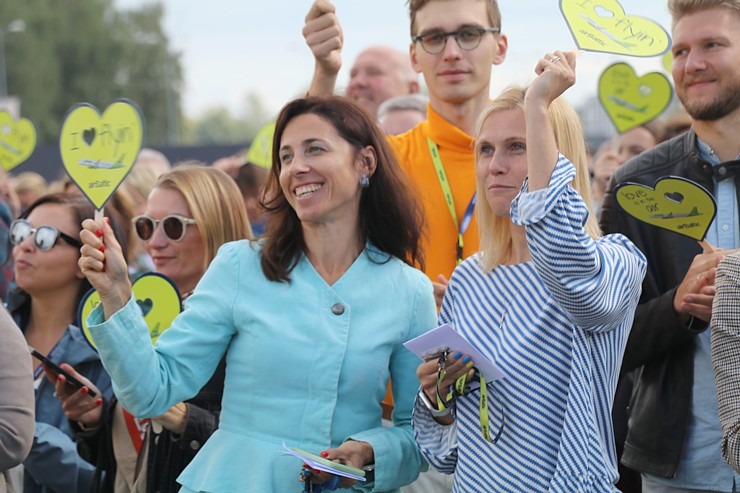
[359,175,370,188]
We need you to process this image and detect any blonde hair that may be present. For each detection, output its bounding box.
[154,164,253,270]
[669,0,740,27]
[476,85,601,271]
[13,172,47,195]
[122,165,158,203]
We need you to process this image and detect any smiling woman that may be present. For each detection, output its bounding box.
[75,96,437,492]
[53,165,252,493]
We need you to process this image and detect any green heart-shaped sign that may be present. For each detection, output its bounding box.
[598,63,673,133]
[560,0,671,57]
[59,100,144,210]
[0,111,37,172]
[615,177,716,241]
[79,273,182,350]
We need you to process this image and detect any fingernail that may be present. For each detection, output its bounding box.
[81,386,88,394]
[466,361,474,368]
[95,229,103,237]
[453,352,462,359]
[462,356,471,364]
[320,451,329,457]
[98,244,105,252]
[104,217,109,225]
[96,399,103,406]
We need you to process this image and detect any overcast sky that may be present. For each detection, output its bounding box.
[114,0,674,119]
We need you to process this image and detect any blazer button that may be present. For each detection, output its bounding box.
[331,303,345,315]
[190,440,201,450]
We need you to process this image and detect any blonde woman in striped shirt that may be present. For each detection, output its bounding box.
[413,51,647,492]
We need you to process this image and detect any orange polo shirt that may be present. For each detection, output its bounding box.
[388,105,479,283]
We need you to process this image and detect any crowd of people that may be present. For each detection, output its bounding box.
[1,0,740,492]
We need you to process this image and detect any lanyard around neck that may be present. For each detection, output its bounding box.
[426,137,476,265]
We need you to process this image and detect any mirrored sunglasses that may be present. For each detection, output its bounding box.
[132,214,197,242]
[9,219,83,251]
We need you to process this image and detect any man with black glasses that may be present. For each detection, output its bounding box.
[303,0,507,307]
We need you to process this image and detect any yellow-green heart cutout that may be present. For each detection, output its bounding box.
[615,177,716,241]
[560,0,671,57]
[0,111,37,172]
[661,51,673,73]
[79,273,182,350]
[59,100,144,209]
[598,63,672,133]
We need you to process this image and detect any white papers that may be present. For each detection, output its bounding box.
[282,443,366,481]
[404,323,506,382]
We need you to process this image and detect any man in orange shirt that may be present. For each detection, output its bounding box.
[304,0,507,305]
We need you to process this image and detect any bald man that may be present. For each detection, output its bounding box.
[345,45,420,116]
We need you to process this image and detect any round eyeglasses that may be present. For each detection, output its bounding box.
[9,219,83,251]
[132,214,197,242]
[412,26,500,55]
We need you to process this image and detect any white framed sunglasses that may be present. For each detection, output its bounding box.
[132,214,197,242]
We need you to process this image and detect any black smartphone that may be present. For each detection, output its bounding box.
[28,346,97,398]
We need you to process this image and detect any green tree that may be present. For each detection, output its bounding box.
[0,0,182,145]
[181,91,272,145]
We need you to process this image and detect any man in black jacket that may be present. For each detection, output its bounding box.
[600,0,740,491]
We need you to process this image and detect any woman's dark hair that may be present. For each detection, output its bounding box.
[15,193,130,322]
[260,97,425,282]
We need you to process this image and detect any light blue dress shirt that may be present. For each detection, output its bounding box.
[88,241,437,492]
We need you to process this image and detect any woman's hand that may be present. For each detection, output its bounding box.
[306,440,374,489]
[78,217,132,319]
[416,351,474,424]
[525,50,577,110]
[432,275,449,308]
[51,363,103,429]
[151,402,188,435]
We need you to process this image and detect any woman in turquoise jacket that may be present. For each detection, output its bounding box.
[77,97,438,492]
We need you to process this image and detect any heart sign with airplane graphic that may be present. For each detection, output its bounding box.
[560,0,671,57]
[59,100,144,209]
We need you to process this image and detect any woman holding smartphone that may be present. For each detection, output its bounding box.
[8,193,130,493]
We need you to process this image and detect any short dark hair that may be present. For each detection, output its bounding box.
[260,97,425,282]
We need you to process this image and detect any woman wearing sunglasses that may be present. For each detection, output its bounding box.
[54,165,252,493]
[77,97,437,492]
[7,193,130,493]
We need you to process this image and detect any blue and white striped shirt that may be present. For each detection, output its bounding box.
[413,156,647,492]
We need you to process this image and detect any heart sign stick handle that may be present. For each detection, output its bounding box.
[699,239,715,253]
[94,208,106,272]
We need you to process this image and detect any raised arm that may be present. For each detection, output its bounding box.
[303,0,343,98]
[523,50,575,190]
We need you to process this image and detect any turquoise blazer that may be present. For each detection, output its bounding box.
[89,241,437,492]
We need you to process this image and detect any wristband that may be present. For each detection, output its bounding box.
[418,389,452,417]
